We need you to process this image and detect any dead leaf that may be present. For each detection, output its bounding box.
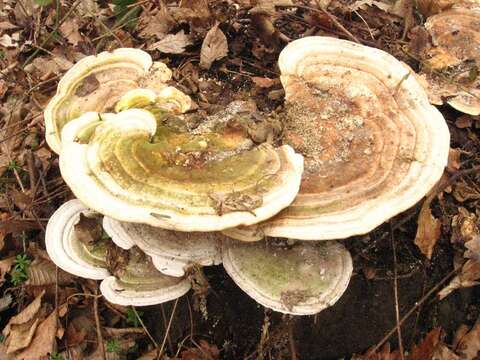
[75,74,100,97]
[416,0,456,16]
[415,198,441,259]
[148,30,193,54]
[0,257,15,282]
[409,328,442,360]
[251,77,278,88]
[200,23,228,70]
[447,148,461,172]
[455,323,480,359]
[438,259,480,299]
[26,258,73,286]
[4,289,44,328]
[6,318,40,354]
[59,18,83,46]
[139,5,176,40]
[0,294,12,312]
[14,310,57,360]
[73,213,102,245]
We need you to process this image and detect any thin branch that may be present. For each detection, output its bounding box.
[390,222,404,359]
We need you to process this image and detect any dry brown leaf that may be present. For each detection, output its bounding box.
[447,148,461,172]
[200,23,228,70]
[4,289,44,328]
[139,5,176,40]
[438,259,480,299]
[148,30,193,54]
[415,199,441,259]
[432,344,460,359]
[14,310,57,360]
[59,18,83,46]
[408,328,442,360]
[251,76,278,88]
[455,323,480,359]
[6,319,40,354]
[0,257,15,282]
[416,0,456,16]
[26,258,73,286]
[352,343,401,359]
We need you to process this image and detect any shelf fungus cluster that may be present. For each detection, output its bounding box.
[45,38,449,315]
[415,2,480,115]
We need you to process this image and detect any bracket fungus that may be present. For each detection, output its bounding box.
[46,199,190,306]
[417,4,480,115]
[44,48,176,154]
[59,108,304,231]
[225,36,450,241]
[103,216,223,277]
[222,239,352,315]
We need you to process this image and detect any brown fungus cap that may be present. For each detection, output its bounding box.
[225,36,450,241]
[418,4,480,115]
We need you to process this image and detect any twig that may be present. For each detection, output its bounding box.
[131,306,159,350]
[158,298,179,359]
[23,0,83,67]
[104,327,145,336]
[390,222,404,359]
[287,316,298,360]
[94,287,106,360]
[367,267,459,355]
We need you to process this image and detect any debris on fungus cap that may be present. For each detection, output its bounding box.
[100,247,191,306]
[222,238,352,315]
[225,36,450,241]
[44,48,175,154]
[46,199,191,306]
[59,108,304,232]
[103,216,223,277]
[45,199,109,279]
[417,4,480,115]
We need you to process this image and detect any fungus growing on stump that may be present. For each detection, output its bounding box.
[225,36,450,241]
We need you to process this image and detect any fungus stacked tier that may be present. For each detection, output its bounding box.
[45,37,450,315]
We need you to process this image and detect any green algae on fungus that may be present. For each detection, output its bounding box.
[222,238,352,315]
[59,108,303,232]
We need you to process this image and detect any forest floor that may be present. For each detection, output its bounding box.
[0,0,479,359]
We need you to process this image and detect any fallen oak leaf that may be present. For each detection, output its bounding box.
[438,259,480,299]
[2,289,45,354]
[148,30,193,54]
[200,23,228,70]
[414,198,441,259]
[14,309,58,360]
[455,323,480,359]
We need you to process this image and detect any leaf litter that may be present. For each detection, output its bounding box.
[1,0,480,358]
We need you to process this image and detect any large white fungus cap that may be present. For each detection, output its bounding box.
[103,216,223,277]
[222,239,353,315]
[45,199,109,279]
[59,108,304,232]
[100,247,191,306]
[225,36,450,241]
[45,199,191,306]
